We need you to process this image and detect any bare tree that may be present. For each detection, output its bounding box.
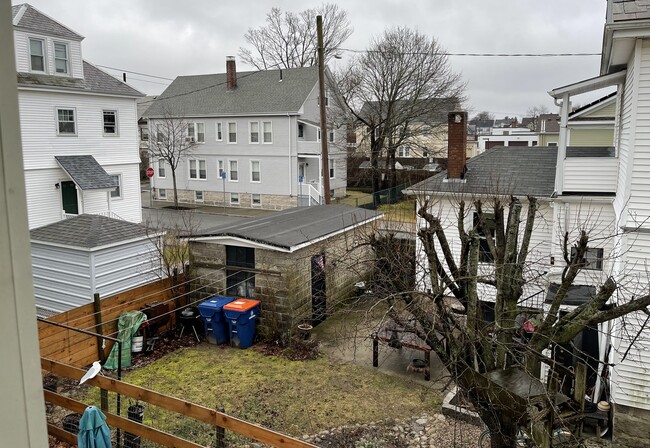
[239,4,352,70]
[334,27,465,197]
[366,193,650,447]
[148,112,197,209]
[471,111,495,122]
[527,104,551,119]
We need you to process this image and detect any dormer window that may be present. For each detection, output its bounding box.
[29,38,45,72]
[54,42,69,74]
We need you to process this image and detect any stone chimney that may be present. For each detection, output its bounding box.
[226,56,237,90]
[447,111,468,179]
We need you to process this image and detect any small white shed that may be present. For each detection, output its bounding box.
[31,214,164,317]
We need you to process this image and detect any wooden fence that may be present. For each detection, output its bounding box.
[39,275,186,367]
[42,358,316,448]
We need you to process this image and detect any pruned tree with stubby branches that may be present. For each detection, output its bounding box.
[239,4,352,70]
[366,191,650,447]
[148,111,197,209]
[334,27,465,197]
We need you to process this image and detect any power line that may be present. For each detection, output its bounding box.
[94,64,175,81]
[339,48,601,57]
[127,76,171,86]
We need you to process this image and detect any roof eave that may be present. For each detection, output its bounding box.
[548,70,626,98]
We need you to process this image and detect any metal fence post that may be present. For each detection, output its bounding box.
[215,406,226,448]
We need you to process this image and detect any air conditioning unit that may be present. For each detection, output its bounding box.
[186,136,195,143]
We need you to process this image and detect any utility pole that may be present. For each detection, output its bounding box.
[317,15,331,205]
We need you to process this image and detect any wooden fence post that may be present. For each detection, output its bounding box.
[93,293,109,412]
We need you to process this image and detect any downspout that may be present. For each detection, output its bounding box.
[554,93,570,195]
[288,113,293,197]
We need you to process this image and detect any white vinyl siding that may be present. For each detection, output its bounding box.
[15,31,84,78]
[563,157,618,193]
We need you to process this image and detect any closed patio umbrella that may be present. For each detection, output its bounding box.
[78,405,111,448]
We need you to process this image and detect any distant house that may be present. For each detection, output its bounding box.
[536,114,560,146]
[12,4,144,229]
[353,98,460,160]
[144,57,347,209]
[190,205,382,332]
[477,127,539,153]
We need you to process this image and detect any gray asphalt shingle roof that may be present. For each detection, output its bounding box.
[196,205,383,251]
[144,66,319,118]
[13,4,83,40]
[407,146,558,198]
[55,155,118,190]
[17,61,143,97]
[31,214,150,249]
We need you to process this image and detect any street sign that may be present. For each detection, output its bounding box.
[298,175,304,183]
[146,167,154,178]
[220,171,227,179]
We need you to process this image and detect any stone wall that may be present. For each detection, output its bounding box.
[613,404,650,447]
[189,222,376,338]
[160,189,298,210]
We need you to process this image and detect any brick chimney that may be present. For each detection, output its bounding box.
[226,56,237,89]
[447,111,468,179]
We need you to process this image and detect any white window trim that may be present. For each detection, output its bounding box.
[53,41,70,75]
[249,121,260,144]
[188,159,207,180]
[228,160,239,182]
[262,121,273,144]
[227,122,237,144]
[56,107,77,136]
[102,110,118,136]
[195,190,204,202]
[28,37,46,73]
[251,193,262,207]
[216,122,223,141]
[328,158,335,179]
[158,188,167,199]
[157,159,166,179]
[109,174,122,200]
[230,192,240,205]
[250,160,261,183]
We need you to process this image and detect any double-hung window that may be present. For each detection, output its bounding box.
[103,110,117,135]
[571,247,604,270]
[187,123,204,143]
[251,161,261,182]
[158,159,166,178]
[263,121,272,143]
[251,194,261,206]
[328,158,335,179]
[216,122,223,141]
[217,160,225,179]
[54,42,69,74]
[250,122,259,143]
[230,193,240,205]
[329,130,335,143]
[57,108,76,135]
[110,175,121,199]
[229,160,238,181]
[189,159,206,180]
[228,122,237,143]
[29,38,45,72]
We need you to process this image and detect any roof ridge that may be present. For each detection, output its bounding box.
[15,3,84,40]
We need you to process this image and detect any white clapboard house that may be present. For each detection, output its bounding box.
[144,57,347,210]
[12,3,144,229]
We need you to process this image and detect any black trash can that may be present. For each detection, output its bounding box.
[124,404,145,448]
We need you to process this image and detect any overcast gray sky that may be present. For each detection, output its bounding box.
[15,0,609,118]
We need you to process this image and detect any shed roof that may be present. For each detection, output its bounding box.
[31,214,152,249]
[144,66,319,118]
[55,155,117,190]
[406,146,557,198]
[195,205,383,252]
[17,61,143,97]
[12,3,83,40]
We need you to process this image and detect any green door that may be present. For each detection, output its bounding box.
[61,181,78,214]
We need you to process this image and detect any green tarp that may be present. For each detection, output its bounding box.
[104,310,147,370]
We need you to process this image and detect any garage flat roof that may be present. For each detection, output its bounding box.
[194,205,383,252]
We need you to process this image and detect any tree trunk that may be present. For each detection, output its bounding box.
[370,139,381,206]
[172,168,179,209]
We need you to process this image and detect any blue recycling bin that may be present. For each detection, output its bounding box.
[223,299,261,349]
[198,296,235,344]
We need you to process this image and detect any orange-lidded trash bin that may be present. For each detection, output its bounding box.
[223,299,261,348]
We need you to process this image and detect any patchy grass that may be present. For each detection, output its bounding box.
[334,190,373,208]
[378,200,417,223]
[114,344,437,439]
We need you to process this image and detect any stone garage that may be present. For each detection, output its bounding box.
[189,205,382,337]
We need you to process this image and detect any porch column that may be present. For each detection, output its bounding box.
[555,93,570,195]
